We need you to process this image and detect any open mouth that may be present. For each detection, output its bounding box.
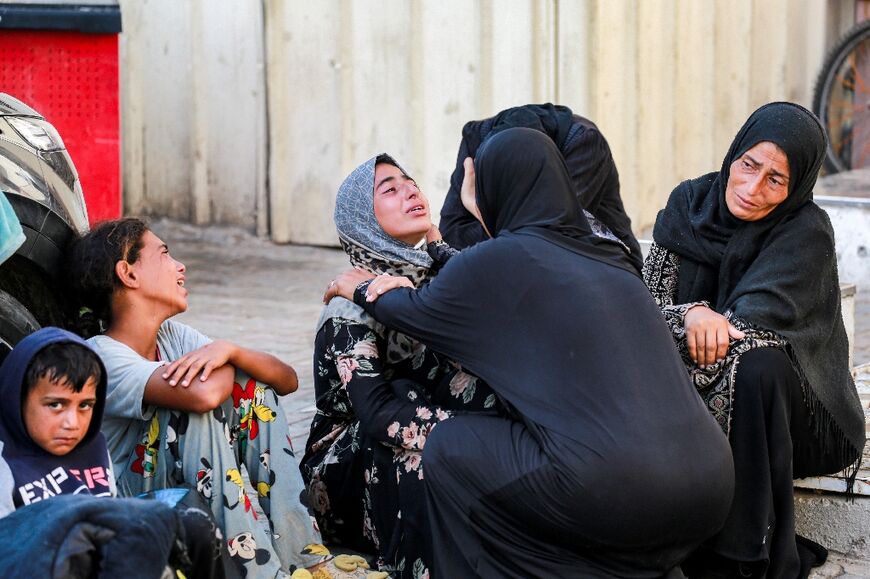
[177,279,185,287]
[407,204,426,214]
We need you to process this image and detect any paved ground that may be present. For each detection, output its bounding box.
[150,218,870,578]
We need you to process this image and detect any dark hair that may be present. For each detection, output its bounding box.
[65,217,149,338]
[375,154,415,184]
[375,153,400,168]
[24,342,102,395]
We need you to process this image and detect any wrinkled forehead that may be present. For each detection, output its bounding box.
[734,141,789,170]
[729,103,825,185]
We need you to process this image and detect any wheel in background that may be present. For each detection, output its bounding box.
[813,19,870,174]
[0,288,40,365]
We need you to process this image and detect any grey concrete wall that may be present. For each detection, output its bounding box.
[816,199,870,293]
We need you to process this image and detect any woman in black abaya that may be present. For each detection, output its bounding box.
[643,102,865,578]
[326,128,735,578]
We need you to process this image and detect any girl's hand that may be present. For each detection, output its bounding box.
[162,339,237,386]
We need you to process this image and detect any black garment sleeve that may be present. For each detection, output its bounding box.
[351,247,495,375]
[426,240,460,273]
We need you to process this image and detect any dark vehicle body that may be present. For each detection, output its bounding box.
[0,92,88,362]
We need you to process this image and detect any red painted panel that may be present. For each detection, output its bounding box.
[0,30,120,224]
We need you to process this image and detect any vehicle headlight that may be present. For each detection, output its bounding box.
[6,117,66,152]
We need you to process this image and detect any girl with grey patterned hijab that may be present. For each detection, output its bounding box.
[317,154,435,330]
[335,155,433,273]
[302,154,499,578]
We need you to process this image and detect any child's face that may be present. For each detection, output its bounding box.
[130,230,188,316]
[23,375,98,456]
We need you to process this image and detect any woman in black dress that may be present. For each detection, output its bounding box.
[327,128,735,578]
[643,102,865,578]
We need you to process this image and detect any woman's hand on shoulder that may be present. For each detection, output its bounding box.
[364,274,414,302]
[323,268,376,304]
[684,305,745,367]
[162,339,237,387]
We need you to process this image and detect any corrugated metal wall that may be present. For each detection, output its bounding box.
[120,0,845,245]
[121,0,268,233]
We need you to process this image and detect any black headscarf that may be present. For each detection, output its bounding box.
[474,127,638,276]
[653,102,865,469]
[0,327,112,507]
[478,103,574,152]
[439,104,642,271]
